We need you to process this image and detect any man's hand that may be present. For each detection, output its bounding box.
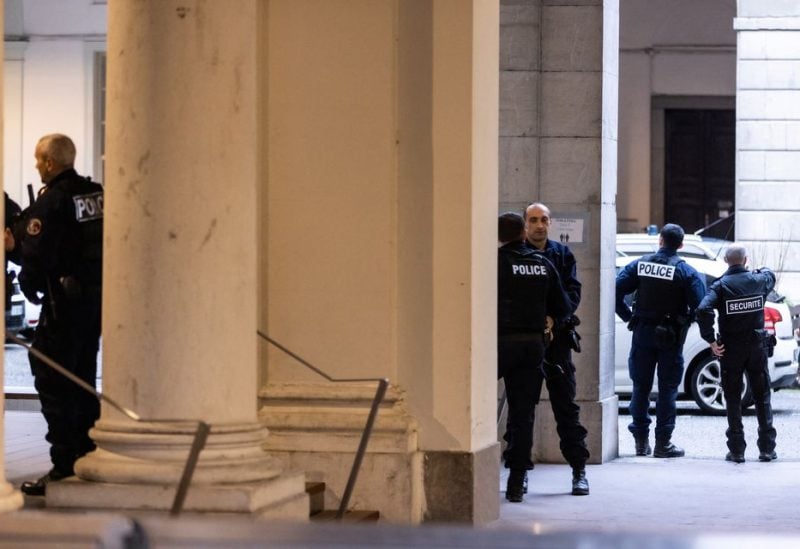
[4,228,14,252]
[710,341,725,357]
[545,316,554,344]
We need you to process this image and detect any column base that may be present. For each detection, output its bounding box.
[0,482,23,513]
[47,472,309,519]
[533,395,619,464]
[47,418,309,519]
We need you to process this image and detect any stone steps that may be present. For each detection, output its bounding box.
[305,481,380,522]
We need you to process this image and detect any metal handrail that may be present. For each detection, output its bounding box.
[257,330,389,520]
[5,332,208,516]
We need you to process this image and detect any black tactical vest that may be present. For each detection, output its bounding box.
[634,253,686,318]
[498,245,552,334]
[716,276,767,335]
[59,177,104,287]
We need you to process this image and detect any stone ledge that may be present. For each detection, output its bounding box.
[47,471,308,518]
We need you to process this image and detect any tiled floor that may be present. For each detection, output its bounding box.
[3,410,50,486]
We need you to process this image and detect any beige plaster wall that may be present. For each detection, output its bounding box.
[260,0,498,453]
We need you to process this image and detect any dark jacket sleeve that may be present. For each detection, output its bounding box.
[615,260,638,322]
[19,190,69,294]
[754,267,776,295]
[559,246,582,314]
[696,281,720,343]
[546,261,572,325]
[682,264,706,320]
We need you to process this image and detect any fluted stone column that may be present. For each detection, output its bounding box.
[0,1,24,513]
[48,1,307,518]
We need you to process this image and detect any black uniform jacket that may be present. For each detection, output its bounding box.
[526,238,581,316]
[696,265,775,343]
[19,169,103,300]
[499,240,571,335]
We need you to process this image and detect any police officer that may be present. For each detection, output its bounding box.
[523,203,590,495]
[19,134,103,496]
[4,192,22,310]
[616,223,705,458]
[498,212,572,502]
[696,244,777,463]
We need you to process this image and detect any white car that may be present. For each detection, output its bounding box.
[615,234,798,414]
[6,261,40,340]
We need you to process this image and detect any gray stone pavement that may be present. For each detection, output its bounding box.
[6,361,800,543]
[489,390,800,539]
[491,458,800,536]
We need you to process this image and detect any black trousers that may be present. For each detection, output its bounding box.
[29,288,101,475]
[543,332,590,467]
[499,337,545,471]
[720,337,776,455]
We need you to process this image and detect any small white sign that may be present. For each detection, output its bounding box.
[551,217,584,244]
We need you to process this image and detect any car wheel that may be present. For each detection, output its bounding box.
[689,355,749,415]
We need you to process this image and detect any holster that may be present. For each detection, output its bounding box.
[754,328,777,358]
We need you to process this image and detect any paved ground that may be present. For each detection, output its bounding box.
[5,343,800,543]
[617,389,800,460]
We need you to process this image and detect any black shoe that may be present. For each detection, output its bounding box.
[758,450,777,462]
[634,438,652,456]
[653,441,684,458]
[571,467,589,496]
[725,451,745,464]
[20,469,72,496]
[522,471,528,494]
[506,469,526,503]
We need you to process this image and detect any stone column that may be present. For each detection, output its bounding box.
[257,0,499,523]
[500,0,619,463]
[0,1,24,513]
[48,1,307,518]
[735,2,800,299]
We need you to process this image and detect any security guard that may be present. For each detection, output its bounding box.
[616,223,705,458]
[498,212,571,502]
[524,203,590,495]
[19,134,103,496]
[696,244,777,463]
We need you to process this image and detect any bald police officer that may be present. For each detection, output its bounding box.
[696,244,777,463]
[19,134,103,496]
[498,212,572,502]
[616,223,705,458]
[523,202,590,495]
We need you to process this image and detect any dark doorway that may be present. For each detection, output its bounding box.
[664,108,735,238]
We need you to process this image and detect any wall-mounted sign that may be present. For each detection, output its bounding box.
[551,215,587,245]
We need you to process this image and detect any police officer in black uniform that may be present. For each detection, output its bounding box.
[523,203,590,495]
[498,212,571,502]
[616,223,705,458]
[4,192,22,310]
[18,134,103,496]
[696,244,777,463]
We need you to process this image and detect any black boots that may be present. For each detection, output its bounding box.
[506,469,526,503]
[20,468,73,496]
[725,451,745,463]
[634,437,652,456]
[571,466,589,496]
[759,450,777,462]
[653,440,684,458]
